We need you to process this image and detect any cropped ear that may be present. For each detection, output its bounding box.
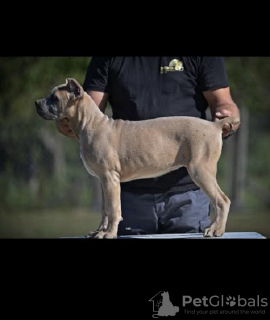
[66,78,83,98]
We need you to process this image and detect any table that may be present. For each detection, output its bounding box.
[60,232,266,239]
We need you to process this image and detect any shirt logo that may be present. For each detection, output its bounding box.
[160,59,184,74]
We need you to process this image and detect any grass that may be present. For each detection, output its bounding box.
[0,208,269,239]
[0,208,100,238]
[224,209,270,238]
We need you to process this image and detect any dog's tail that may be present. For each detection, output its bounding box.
[215,116,240,132]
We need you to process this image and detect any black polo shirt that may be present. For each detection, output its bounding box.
[83,56,229,193]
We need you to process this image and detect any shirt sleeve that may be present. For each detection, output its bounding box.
[198,57,229,91]
[82,57,111,93]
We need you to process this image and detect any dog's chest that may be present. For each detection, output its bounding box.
[79,147,98,178]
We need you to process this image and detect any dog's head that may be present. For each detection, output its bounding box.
[35,78,83,121]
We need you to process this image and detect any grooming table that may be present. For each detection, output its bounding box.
[118,232,266,239]
[60,232,266,239]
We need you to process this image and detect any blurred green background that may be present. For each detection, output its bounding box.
[0,57,269,238]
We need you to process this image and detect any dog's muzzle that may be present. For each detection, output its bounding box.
[35,99,58,120]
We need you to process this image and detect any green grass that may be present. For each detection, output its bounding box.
[0,208,269,238]
[224,209,270,238]
[0,208,100,238]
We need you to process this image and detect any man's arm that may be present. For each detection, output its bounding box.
[56,90,109,138]
[203,87,240,138]
[87,90,109,112]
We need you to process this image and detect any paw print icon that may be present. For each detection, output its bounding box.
[226,296,236,306]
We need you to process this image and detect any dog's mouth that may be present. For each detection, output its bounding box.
[36,108,58,120]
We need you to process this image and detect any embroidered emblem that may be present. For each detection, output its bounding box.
[160,59,184,74]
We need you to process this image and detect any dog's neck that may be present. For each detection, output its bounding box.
[68,92,107,139]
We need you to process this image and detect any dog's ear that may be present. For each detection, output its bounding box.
[66,78,83,99]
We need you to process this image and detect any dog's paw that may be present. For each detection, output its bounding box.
[86,231,99,238]
[103,231,117,239]
[203,223,225,237]
[86,226,108,238]
[87,230,117,239]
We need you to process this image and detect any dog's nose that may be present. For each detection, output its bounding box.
[35,100,43,110]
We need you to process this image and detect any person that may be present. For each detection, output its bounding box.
[57,57,240,236]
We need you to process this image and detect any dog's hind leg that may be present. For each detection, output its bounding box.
[187,163,231,237]
[93,171,122,239]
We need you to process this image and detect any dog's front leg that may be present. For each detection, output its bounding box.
[93,171,122,239]
[87,182,108,238]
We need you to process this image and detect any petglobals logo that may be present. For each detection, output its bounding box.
[148,292,268,317]
[182,295,268,308]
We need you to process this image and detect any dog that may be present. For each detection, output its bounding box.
[158,292,179,316]
[35,78,240,239]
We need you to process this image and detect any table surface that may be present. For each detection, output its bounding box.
[60,232,266,239]
[118,232,266,239]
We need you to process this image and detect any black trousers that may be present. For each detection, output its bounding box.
[117,188,212,236]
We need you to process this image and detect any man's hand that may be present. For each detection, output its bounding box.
[203,87,240,139]
[56,118,77,139]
